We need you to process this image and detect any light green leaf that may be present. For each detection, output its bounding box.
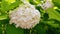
[47,8,60,21]
[0,14,8,20]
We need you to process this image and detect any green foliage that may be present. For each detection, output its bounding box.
[52,0,60,8]
[0,0,22,20]
[6,24,24,34]
[0,0,60,34]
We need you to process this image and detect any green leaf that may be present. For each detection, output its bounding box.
[6,24,24,34]
[8,1,19,10]
[47,8,60,21]
[32,23,46,34]
[0,0,21,20]
[0,24,2,34]
[0,14,8,20]
[5,0,16,4]
[1,1,10,11]
[1,0,20,11]
[52,0,60,8]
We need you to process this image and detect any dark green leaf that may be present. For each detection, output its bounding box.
[6,24,24,34]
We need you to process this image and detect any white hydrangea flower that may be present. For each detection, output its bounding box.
[9,3,40,29]
[38,0,53,10]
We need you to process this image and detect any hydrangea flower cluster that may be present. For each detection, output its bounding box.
[9,3,40,29]
[38,0,53,10]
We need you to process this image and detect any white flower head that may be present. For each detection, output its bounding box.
[9,3,41,29]
[39,0,53,10]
